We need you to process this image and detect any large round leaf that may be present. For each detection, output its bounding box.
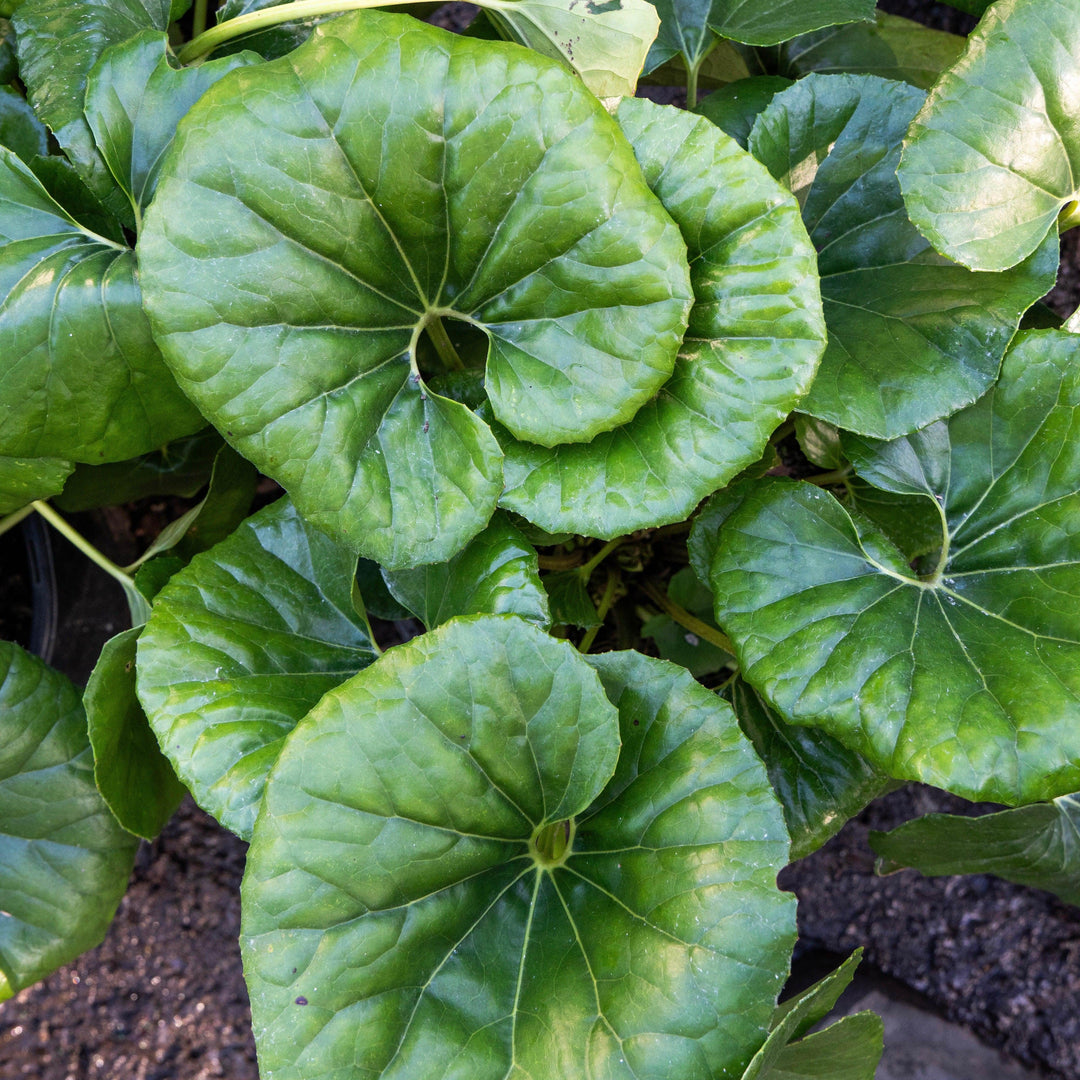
[898,0,1080,272]
[497,98,824,538]
[0,147,204,463]
[748,73,1057,439]
[241,621,795,1080]
[136,496,378,839]
[710,330,1080,804]
[0,643,137,1000]
[138,11,692,568]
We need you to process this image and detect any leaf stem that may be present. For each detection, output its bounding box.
[425,316,465,373]
[804,465,852,486]
[578,536,625,581]
[638,579,733,653]
[31,501,137,592]
[191,0,210,38]
[0,504,34,539]
[578,568,618,653]
[1059,197,1080,233]
[178,0,429,62]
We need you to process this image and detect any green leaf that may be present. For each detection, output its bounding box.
[12,0,170,214]
[648,0,875,80]
[354,556,412,622]
[695,75,793,149]
[870,793,1080,907]
[482,0,660,98]
[641,566,732,676]
[497,98,824,538]
[777,13,965,90]
[241,627,795,1079]
[687,483,745,587]
[139,12,691,568]
[85,627,186,841]
[844,475,943,563]
[730,677,889,860]
[794,414,843,470]
[0,83,47,162]
[0,19,16,81]
[84,30,258,221]
[136,496,377,839]
[0,453,72,514]
[543,568,602,628]
[54,429,222,513]
[898,0,1080,271]
[0,642,137,1000]
[0,148,204,464]
[382,513,549,630]
[762,1014,883,1080]
[748,73,1057,439]
[710,330,1080,804]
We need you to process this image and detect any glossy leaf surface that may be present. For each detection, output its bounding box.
[139,12,691,567]
[136,497,377,839]
[898,0,1080,271]
[12,0,169,212]
[382,514,549,630]
[85,627,186,841]
[0,643,137,1000]
[749,74,1056,438]
[0,84,47,162]
[84,31,257,219]
[711,331,1080,804]
[695,76,792,149]
[499,97,824,537]
[730,678,889,860]
[0,454,71,514]
[0,148,203,463]
[777,13,964,90]
[242,627,795,1079]
[870,794,1080,907]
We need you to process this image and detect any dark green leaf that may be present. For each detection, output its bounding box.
[710,330,1080,804]
[0,148,204,464]
[764,1014,883,1080]
[0,83,47,161]
[85,627,186,841]
[382,513,549,630]
[695,75,793,148]
[55,430,222,513]
[354,556,412,622]
[898,0,1080,271]
[133,554,183,602]
[687,483,747,587]
[0,454,72,514]
[0,642,137,1000]
[749,74,1056,438]
[730,677,889,860]
[498,98,824,538]
[84,30,258,219]
[212,0,325,60]
[870,793,1080,907]
[0,19,15,80]
[777,13,965,90]
[241,628,795,1079]
[139,12,690,568]
[168,444,257,562]
[26,153,125,243]
[794,414,843,470]
[543,568,602,628]
[844,475,943,563]
[136,496,377,839]
[13,0,170,214]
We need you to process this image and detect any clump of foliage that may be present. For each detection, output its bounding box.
[1,0,1079,1075]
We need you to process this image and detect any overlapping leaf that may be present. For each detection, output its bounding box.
[242,624,795,1079]
[870,793,1080,906]
[139,11,692,568]
[12,0,170,213]
[498,97,824,538]
[710,330,1080,804]
[0,148,203,464]
[0,83,47,162]
[898,0,1080,271]
[730,678,890,860]
[748,74,1056,438]
[136,496,377,839]
[0,642,137,1000]
[0,454,71,514]
[381,513,549,630]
